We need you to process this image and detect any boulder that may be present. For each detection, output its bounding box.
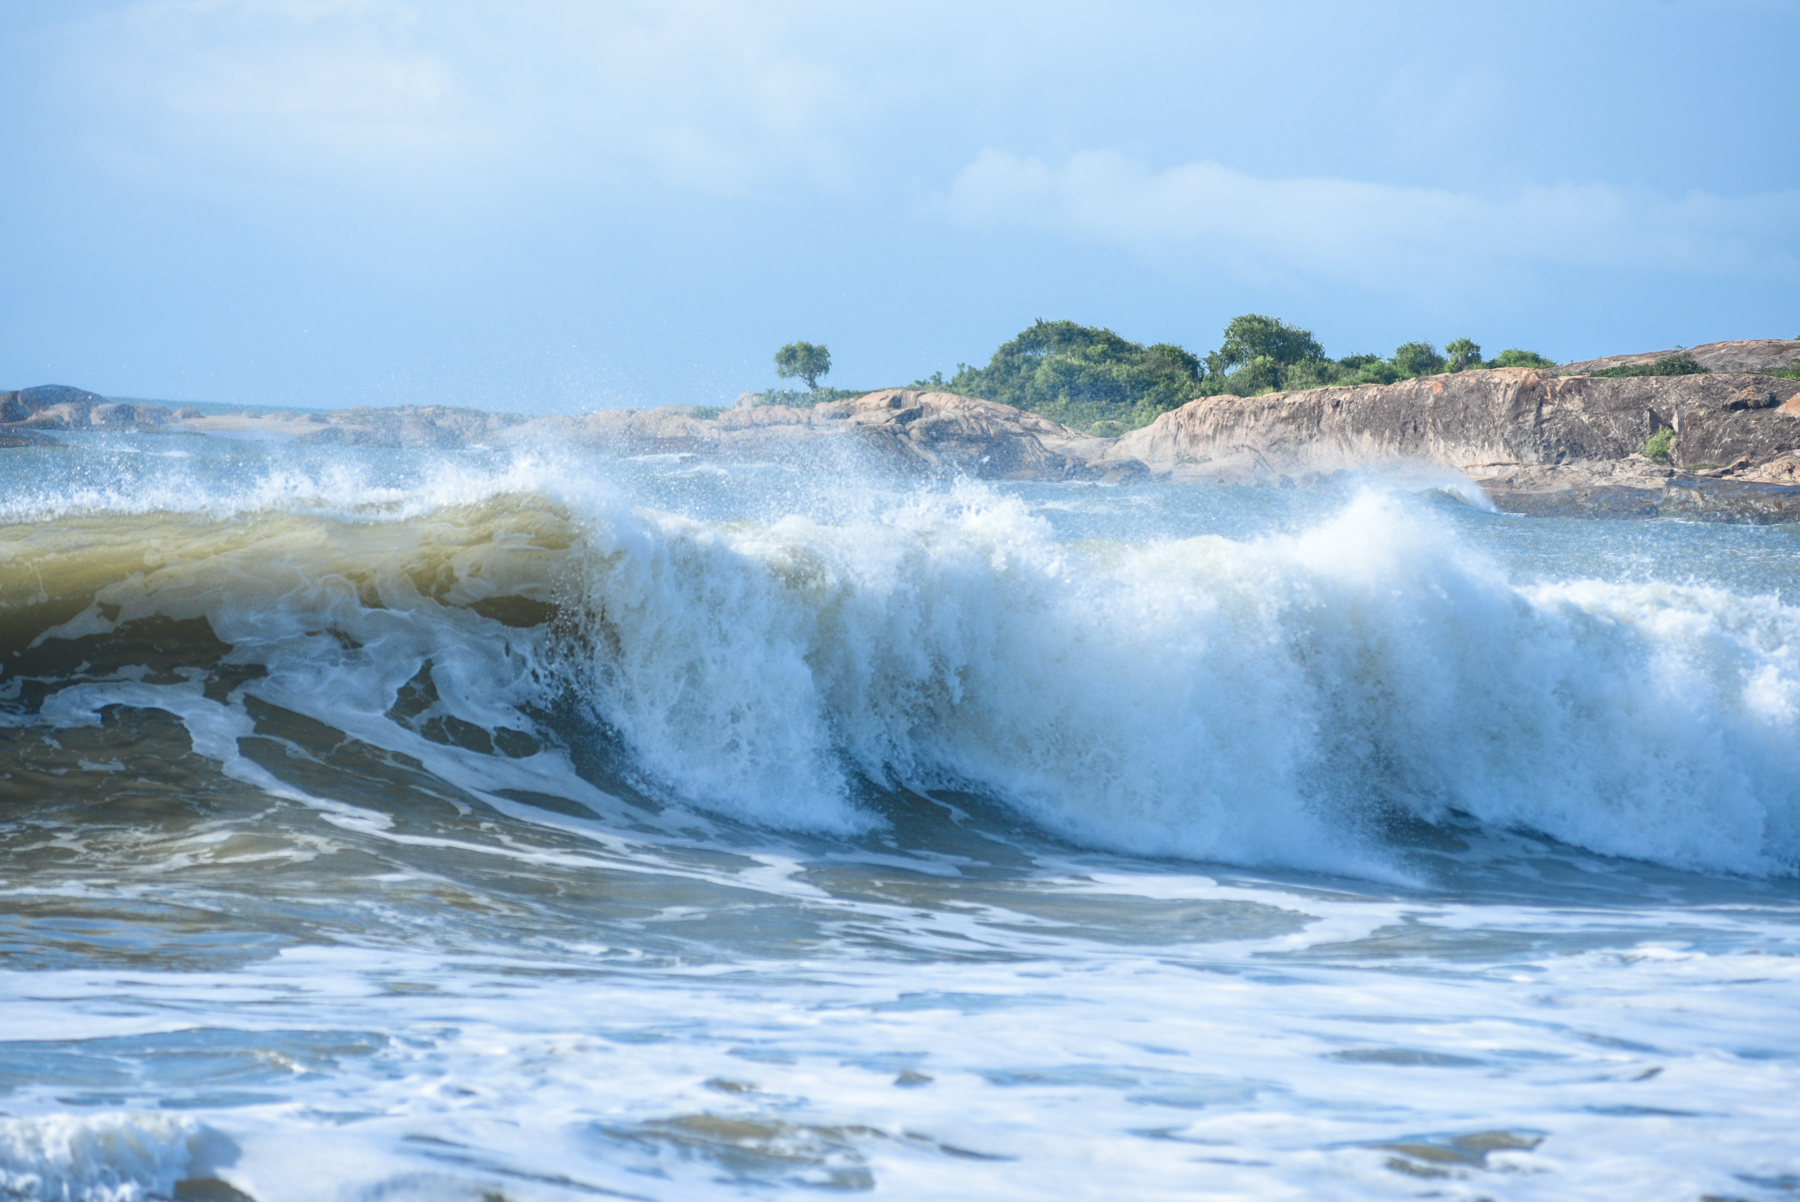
[0,384,109,428]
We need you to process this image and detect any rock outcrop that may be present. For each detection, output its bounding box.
[14,348,1800,519]
[1561,338,1800,376]
[0,385,175,430]
[510,390,1126,481]
[3,385,1116,482]
[1103,366,1800,518]
[1108,368,1800,476]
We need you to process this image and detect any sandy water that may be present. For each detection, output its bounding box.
[0,430,1797,1200]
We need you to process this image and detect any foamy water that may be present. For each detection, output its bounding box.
[1,430,1796,1200]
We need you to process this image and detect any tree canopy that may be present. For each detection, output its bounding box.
[1210,315,1325,373]
[1444,338,1483,372]
[1391,341,1447,378]
[947,320,1205,430]
[775,342,831,390]
[916,315,1563,432]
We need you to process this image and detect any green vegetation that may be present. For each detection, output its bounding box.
[1760,366,1800,381]
[1445,338,1484,372]
[688,405,725,420]
[1487,348,1559,369]
[888,317,1572,432]
[1197,314,1328,394]
[775,341,832,390]
[754,386,867,408]
[1391,341,1447,378]
[1643,426,1676,462]
[945,319,1205,431]
[1590,356,1708,378]
[759,319,1566,433]
[1197,328,1560,399]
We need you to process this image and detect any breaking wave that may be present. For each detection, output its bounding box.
[3,463,1797,877]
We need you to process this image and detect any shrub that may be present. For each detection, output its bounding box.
[1643,426,1676,462]
[1590,356,1708,378]
[1279,358,1355,391]
[1352,359,1404,385]
[754,386,867,408]
[1487,348,1558,369]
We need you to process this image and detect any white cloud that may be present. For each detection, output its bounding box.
[46,0,880,201]
[936,148,1800,287]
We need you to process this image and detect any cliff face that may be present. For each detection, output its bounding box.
[1108,368,1800,477]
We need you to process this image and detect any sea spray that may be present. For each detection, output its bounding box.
[4,438,1800,1202]
[556,485,1800,873]
[4,457,1797,875]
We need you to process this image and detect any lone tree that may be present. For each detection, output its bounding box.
[775,341,831,391]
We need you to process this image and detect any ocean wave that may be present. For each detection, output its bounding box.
[0,1113,230,1202]
[2,470,1796,877]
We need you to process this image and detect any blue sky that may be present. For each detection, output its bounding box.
[3,0,1797,411]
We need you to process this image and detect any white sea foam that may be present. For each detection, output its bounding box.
[10,455,1800,875]
[550,485,1800,873]
[4,443,1800,1202]
[0,1113,212,1202]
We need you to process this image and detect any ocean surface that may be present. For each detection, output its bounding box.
[1,429,1797,1201]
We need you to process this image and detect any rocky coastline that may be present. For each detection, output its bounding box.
[8,338,1800,520]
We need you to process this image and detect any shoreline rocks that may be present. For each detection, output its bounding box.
[10,338,1800,519]
[1105,358,1800,520]
[504,390,1137,481]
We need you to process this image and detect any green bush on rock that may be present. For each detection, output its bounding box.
[1591,356,1708,378]
[1488,348,1559,369]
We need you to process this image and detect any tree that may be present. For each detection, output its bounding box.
[775,342,831,391]
[947,319,1205,429]
[1444,338,1483,372]
[1210,314,1326,375]
[1391,341,1446,377]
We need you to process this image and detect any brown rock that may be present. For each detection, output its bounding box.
[1561,338,1800,376]
[1106,368,1800,479]
[509,391,1101,480]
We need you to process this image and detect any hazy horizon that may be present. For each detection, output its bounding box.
[4,0,1796,413]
